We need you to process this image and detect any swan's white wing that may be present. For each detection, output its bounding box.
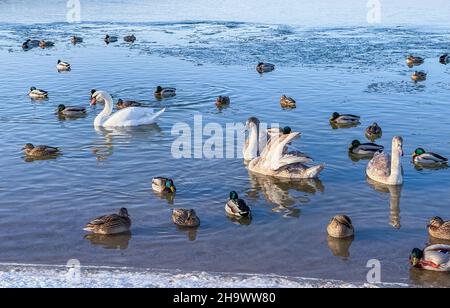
[367,151,391,178]
[266,132,301,170]
[103,107,165,127]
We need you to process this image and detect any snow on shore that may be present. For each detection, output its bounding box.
[0,263,409,288]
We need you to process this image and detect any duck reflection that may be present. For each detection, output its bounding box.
[227,215,252,226]
[409,268,450,288]
[327,235,354,259]
[248,171,324,217]
[84,232,132,250]
[176,226,198,242]
[153,191,176,205]
[329,122,360,130]
[367,178,403,229]
[348,152,375,163]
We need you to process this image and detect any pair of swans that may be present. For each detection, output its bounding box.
[91,91,165,127]
[243,117,325,179]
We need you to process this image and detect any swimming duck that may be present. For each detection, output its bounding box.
[22,143,60,157]
[152,177,176,193]
[411,71,427,82]
[428,217,450,240]
[154,86,176,98]
[406,55,424,67]
[56,60,71,71]
[172,209,200,228]
[28,87,48,99]
[256,62,275,73]
[365,122,382,140]
[367,136,404,186]
[104,35,118,44]
[225,191,252,218]
[330,112,361,125]
[124,35,136,43]
[216,96,230,107]
[280,95,296,109]
[440,54,449,65]
[22,39,40,50]
[84,208,131,235]
[116,99,142,110]
[327,215,354,239]
[56,104,87,117]
[410,245,450,272]
[70,36,83,44]
[39,40,54,48]
[349,140,384,156]
[413,148,448,166]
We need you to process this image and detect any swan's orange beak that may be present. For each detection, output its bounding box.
[90,97,97,106]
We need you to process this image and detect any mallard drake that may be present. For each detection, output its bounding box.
[216,96,230,107]
[256,62,275,73]
[104,35,118,44]
[406,55,424,67]
[116,99,142,110]
[410,245,450,272]
[39,40,54,48]
[280,95,296,109]
[330,112,360,125]
[152,177,176,193]
[349,140,384,156]
[56,104,86,117]
[70,36,83,44]
[28,87,48,99]
[327,215,354,239]
[440,54,449,65]
[412,71,427,82]
[84,208,131,235]
[57,60,71,71]
[22,39,40,50]
[22,143,59,157]
[124,35,136,43]
[365,122,382,140]
[428,217,450,240]
[225,191,252,218]
[412,148,448,166]
[172,209,200,228]
[154,86,176,98]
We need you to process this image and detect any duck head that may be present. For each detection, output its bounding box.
[155,86,163,94]
[410,248,423,267]
[229,191,239,201]
[330,112,340,121]
[165,179,176,193]
[119,208,129,218]
[349,140,361,151]
[56,104,66,113]
[412,148,426,158]
[282,126,291,134]
[428,217,444,229]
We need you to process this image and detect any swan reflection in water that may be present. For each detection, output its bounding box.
[84,232,132,250]
[92,125,162,161]
[367,177,403,229]
[327,235,354,259]
[247,171,325,218]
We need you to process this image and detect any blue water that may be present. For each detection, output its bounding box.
[0,1,449,287]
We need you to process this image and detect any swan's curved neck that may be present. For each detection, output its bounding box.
[389,145,403,185]
[247,125,260,158]
[94,93,113,126]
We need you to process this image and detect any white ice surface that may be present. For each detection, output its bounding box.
[0,263,409,288]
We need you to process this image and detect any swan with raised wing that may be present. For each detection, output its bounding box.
[366,136,404,185]
[247,127,324,179]
[91,90,165,128]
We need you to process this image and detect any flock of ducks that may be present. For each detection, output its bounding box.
[19,34,450,273]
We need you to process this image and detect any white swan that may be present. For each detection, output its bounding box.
[91,91,165,128]
[248,129,324,179]
[366,136,404,185]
